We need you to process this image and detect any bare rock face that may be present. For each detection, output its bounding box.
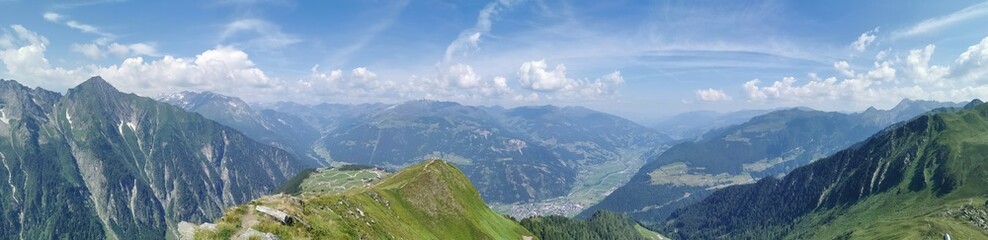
[0,77,303,239]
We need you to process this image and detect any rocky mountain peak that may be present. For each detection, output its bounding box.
[73,76,118,93]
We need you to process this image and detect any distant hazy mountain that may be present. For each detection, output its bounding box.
[162,92,670,208]
[318,101,671,204]
[191,159,535,239]
[262,101,389,135]
[159,92,323,166]
[582,99,965,224]
[662,102,988,239]
[652,109,772,140]
[0,77,302,239]
[319,100,575,203]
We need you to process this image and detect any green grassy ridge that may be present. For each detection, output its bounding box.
[661,103,988,239]
[198,159,533,239]
[276,166,389,196]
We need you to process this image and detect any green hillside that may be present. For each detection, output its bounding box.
[520,211,667,240]
[661,102,988,239]
[585,100,962,224]
[193,159,534,239]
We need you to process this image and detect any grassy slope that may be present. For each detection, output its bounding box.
[789,105,988,239]
[661,104,988,239]
[198,159,532,239]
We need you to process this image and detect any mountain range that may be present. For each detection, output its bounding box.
[651,109,773,140]
[582,99,965,224]
[3,76,979,239]
[160,92,671,214]
[0,77,303,239]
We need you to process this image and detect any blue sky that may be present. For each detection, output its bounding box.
[1,0,988,121]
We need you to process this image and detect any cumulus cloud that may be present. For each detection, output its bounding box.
[740,37,988,110]
[293,65,404,102]
[1,24,627,106]
[0,25,91,90]
[834,60,854,77]
[904,44,949,85]
[0,25,276,96]
[516,60,624,100]
[851,28,879,52]
[952,36,988,82]
[444,63,482,88]
[695,88,732,102]
[96,45,275,96]
[518,60,571,91]
[412,63,516,101]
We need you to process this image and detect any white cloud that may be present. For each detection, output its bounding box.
[96,45,275,96]
[42,12,115,38]
[415,63,516,101]
[443,0,519,63]
[68,41,158,59]
[221,18,300,51]
[43,12,63,22]
[740,37,988,110]
[294,65,406,103]
[892,2,988,39]
[0,25,90,90]
[695,88,732,102]
[834,60,854,77]
[71,43,104,59]
[0,27,274,96]
[65,20,112,37]
[904,44,949,85]
[865,61,897,82]
[107,42,158,57]
[952,36,988,82]
[851,28,878,52]
[515,60,624,100]
[7,25,48,46]
[444,63,482,88]
[518,60,572,91]
[0,24,627,107]
[875,50,888,60]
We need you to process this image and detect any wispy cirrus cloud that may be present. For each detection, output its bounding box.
[42,12,157,59]
[51,0,126,9]
[220,18,300,51]
[891,2,988,39]
[443,0,521,64]
[43,11,113,38]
